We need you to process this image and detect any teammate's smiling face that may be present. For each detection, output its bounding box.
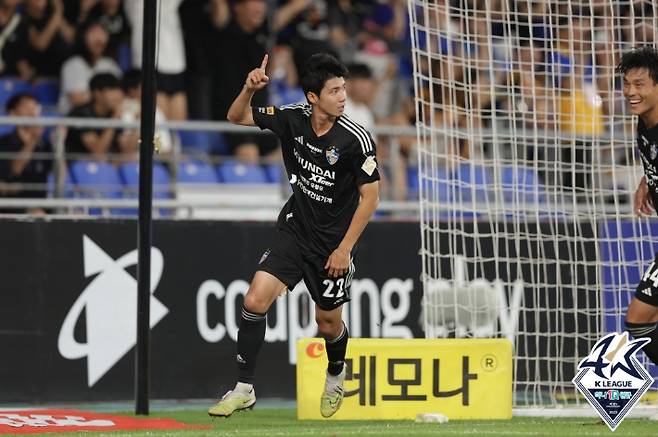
[623,68,658,117]
[308,77,346,118]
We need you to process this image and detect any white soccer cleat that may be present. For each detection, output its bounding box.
[208,384,256,417]
[320,365,346,418]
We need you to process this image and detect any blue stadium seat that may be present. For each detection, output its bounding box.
[46,171,74,198]
[217,160,268,184]
[32,79,60,106]
[117,42,132,72]
[177,130,229,155]
[0,78,31,111]
[178,161,219,184]
[69,161,123,215]
[118,162,172,217]
[118,162,171,198]
[501,166,545,204]
[0,123,13,137]
[207,131,229,155]
[407,165,454,202]
[406,166,420,200]
[457,162,494,203]
[264,163,284,184]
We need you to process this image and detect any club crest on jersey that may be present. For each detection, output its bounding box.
[326,146,340,165]
[651,144,657,160]
[572,332,652,431]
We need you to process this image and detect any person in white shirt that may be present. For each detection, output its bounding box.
[124,0,187,120]
[118,68,173,161]
[344,63,375,130]
[58,20,121,115]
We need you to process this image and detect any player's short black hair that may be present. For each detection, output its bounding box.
[89,73,121,92]
[5,92,36,113]
[301,53,349,100]
[617,46,658,84]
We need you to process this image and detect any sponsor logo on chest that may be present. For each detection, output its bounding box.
[294,149,335,179]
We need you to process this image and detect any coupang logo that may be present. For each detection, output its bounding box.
[306,342,325,358]
[57,236,167,387]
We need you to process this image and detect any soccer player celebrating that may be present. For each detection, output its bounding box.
[208,53,380,418]
[619,47,658,364]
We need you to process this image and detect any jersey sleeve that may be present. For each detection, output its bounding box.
[252,105,288,137]
[351,131,380,185]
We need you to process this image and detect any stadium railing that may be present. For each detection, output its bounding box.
[0,116,419,219]
[0,116,641,219]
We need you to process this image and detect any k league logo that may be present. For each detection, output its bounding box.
[58,235,168,387]
[572,332,652,431]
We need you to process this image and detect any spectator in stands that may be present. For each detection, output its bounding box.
[119,68,173,161]
[550,14,604,192]
[125,0,187,120]
[0,0,32,80]
[65,72,124,161]
[87,0,129,61]
[0,92,52,214]
[63,0,99,28]
[285,0,336,76]
[326,0,368,63]
[210,0,294,161]
[345,63,375,130]
[179,0,217,120]
[268,44,305,107]
[24,0,75,78]
[352,1,407,121]
[58,20,121,114]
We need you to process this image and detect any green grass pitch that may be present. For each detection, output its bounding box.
[15,408,658,437]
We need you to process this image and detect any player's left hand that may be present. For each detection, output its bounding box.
[325,247,350,278]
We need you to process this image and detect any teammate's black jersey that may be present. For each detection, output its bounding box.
[637,117,658,211]
[253,103,380,257]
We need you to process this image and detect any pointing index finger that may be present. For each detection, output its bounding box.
[260,54,269,71]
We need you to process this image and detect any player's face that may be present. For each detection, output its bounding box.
[316,77,346,118]
[623,68,658,117]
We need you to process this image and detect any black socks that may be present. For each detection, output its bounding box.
[236,307,267,384]
[325,323,349,376]
[625,320,658,364]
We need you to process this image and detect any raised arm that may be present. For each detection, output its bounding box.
[226,54,269,126]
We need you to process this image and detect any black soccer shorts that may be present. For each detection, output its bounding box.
[635,253,658,306]
[257,228,354,311]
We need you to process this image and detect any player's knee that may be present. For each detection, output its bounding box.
[243,292,269,314]
[316,316,340,338]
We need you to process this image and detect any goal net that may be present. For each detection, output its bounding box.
[408,0,658,407]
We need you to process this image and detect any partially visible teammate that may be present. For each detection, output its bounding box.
[618,47,658,364]
[208,53,380,418]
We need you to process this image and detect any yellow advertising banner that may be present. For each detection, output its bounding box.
[297,338,512,420]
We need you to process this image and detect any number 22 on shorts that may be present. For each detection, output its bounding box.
[322,278,345,298]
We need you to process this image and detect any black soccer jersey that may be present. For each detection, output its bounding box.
[637,117,658,211]
[253,103,380,257]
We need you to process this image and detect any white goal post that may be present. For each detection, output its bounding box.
[408,0,658,408]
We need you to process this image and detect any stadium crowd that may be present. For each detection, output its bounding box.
[0,0,654,211]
